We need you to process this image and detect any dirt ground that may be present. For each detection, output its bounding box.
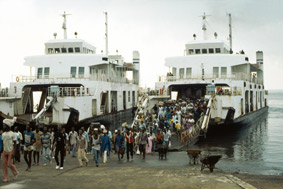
[1,151,283,189]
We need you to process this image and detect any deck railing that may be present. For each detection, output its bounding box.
[12,74,138,85]
[47,86,90,97]
[159,73,263,84]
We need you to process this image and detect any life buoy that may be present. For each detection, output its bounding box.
[16,76,19,82]
[14,86,17,93]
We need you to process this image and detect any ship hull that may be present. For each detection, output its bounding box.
[0,107,135,132]
[207,106,269,135]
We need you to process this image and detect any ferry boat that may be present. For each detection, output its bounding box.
[154,13,268,133]
[0,12,140,130]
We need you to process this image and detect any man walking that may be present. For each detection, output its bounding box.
[115,130,124,161]
[33,126,42,166]
[1,119,19,182]
[175,121,182,140]
[76,129,89,167]
[124,128,134,161]
[14,126,22,165]
[139,128,148,159]
[23,125,35,172]
[69,127,78,157]
[100,130,111,163]
[91,128,101,167]
[53,125,66,170]
[40,126,52,166]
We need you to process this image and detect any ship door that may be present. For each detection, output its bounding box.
[259,91,262,108]
[241,98,244,115]
[100,92,107,114]
[92,99,97,116]
[245,91,249,113]
[250,91,254,112]
[123,91,126,110]
[256,92,258,110]
[111,91,117,112]
[132,91,135,107]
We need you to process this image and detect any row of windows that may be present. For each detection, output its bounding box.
[47,47,94,54]
[188,48,221,55]
[37,67,50,78]
[37,67,86,79]
[171,66,227,78]
[71,67,85,78]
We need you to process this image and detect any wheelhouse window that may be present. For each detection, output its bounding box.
[209,48,214,53]
[195,49,201,54]
[179,68,184,79]
[68,48,74,53]
[215,48,221,53]
[188,49,194,54]
[55,48,60,53]
[37,68,43,79]
[62,48,67,53]
[48,48,54,54]
[71,67,77,78]
[172,67,177,76]
[221,67,227,78]
[78,67,85,78]
[213,67,219,78]
[75,47,80,53]
[202,49,207,54]
[186,67,192,78]
[44,67,50,78]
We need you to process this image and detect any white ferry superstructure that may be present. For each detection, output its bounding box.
[0,12,140,128]
[155,13,268,131]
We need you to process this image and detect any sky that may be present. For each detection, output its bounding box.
[0,0,282,89]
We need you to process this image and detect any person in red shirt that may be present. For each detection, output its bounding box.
[124,128,134,161]
[156,130,163,145]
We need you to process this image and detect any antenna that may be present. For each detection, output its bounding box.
[61,11,71,39]
[104,12,108,56]
[228,13,233,53]
[200,12,211,40]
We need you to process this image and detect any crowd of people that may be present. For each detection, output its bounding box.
[0,98,208,183]
[134,98,208,142]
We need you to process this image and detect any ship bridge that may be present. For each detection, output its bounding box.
[185,40,231,55]
[45,39,96,54]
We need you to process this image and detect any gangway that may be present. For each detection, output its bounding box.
[130,94,149,128]
[185,96,214,145]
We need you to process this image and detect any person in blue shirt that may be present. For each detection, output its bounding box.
[81,127,90,154]
[23,125,35,172]
[100,130,111,163]
[115,130,125,161]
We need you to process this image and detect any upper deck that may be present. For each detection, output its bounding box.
[160,13,264,86]
[16,12,140,85]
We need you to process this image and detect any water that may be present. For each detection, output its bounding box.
[196,90,283,175]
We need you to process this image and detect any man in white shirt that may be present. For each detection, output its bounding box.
[2,118,19,182]
[14,126,22,165]
[69,127,78,157]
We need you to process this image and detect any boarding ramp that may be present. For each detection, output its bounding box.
[181,96,214,146]
[130,94,149,128]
